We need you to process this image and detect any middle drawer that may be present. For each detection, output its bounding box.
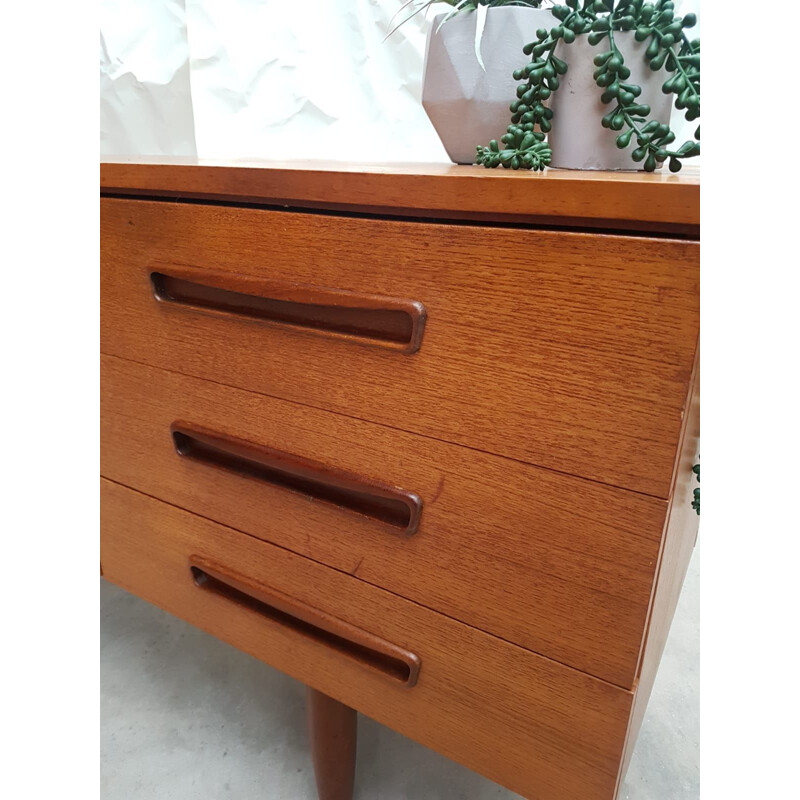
[101,354,666,688]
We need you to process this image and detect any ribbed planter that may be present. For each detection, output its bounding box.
[422,7,554,165]
[548,31,674,170]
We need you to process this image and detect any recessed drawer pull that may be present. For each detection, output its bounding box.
[150,267,427,354]
[171,424,423,535]
[189,557,421,687]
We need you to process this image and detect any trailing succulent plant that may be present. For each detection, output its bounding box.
[692,461,700,514]
[475,0,700,171]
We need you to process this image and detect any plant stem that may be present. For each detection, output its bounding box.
[653,29,699,103]
[607,25,688,166]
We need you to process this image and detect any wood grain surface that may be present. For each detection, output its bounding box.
[100,158,700,234]
[171,424,424,536]
[151,265,428,354]
[306,688,357,800]
[101,478,635,800]
[189,555,422,687]
[100,197,699,497]
[617,350,700,790]
[101,354,667,688]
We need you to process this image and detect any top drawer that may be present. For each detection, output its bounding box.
[101,197,698,497]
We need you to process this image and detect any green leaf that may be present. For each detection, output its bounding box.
[616,129,634,149]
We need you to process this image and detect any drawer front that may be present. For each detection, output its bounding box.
[100,197,698,497]
[101,355,666,688]
[101,478,633,800]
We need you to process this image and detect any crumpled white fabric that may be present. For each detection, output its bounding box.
[100,0,452,161]
[100,0,198,155]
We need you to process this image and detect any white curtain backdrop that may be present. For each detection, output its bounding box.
[101,0,198,155]
[100,0,699,162]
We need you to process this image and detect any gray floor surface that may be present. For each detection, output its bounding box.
[101,544,699,799]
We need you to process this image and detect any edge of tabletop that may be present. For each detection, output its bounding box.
[100,159,700,235]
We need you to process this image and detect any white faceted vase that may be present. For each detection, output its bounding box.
[548,32,674,170]
[422,7,554,165]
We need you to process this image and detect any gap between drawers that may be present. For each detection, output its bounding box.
[100,474,641,693]
[100,349,672,505]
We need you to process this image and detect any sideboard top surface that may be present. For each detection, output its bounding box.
[100,157,700,236]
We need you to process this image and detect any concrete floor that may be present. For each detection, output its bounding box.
[101,544,699,799]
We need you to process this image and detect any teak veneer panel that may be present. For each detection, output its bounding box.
[101,478,635,800]
[101,158,700,234]
[101,355,667,688]
[618,352,700,787]
[100,162,700,800]
[100,197,699,497]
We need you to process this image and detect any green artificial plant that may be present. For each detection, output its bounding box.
[475,0,700,171]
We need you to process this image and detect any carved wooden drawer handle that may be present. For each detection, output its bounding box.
[189,556,421,687]
[150,266,427,353]
[171,424,423,536]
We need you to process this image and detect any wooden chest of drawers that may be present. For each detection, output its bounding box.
[100,159,700,800]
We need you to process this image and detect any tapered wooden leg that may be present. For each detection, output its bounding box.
[306,687,357,800]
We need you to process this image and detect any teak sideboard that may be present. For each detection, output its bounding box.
[100,159,700,800]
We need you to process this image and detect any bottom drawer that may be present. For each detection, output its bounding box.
[101,478,633,800]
